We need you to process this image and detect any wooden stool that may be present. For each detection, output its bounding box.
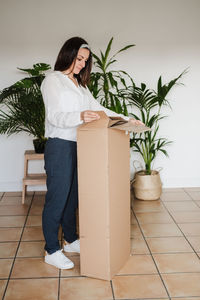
[22,150,46,204]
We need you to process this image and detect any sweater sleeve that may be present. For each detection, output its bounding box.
[86,87,130,121]
[41,74,83,128]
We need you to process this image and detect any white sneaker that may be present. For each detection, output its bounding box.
[44,249,74,269]
[63,239,80,253]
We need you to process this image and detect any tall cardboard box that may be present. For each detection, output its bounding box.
[77,111,148,280]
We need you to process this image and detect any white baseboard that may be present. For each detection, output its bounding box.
[0,178,199,192]
[162,177,200,188]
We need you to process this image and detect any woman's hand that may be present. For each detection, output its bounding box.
[129,118,145,126]
[81,110,100,123]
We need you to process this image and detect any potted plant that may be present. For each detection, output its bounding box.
[126,72,185,200]
[88,38,186,200]
[0,63,51,153]
[88,37,135,115]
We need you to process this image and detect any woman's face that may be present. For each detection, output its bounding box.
[72,48,90,75]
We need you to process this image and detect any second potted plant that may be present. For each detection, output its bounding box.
[89,38,185,200]
[127,72,185,200]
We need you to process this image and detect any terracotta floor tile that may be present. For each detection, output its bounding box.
[17,241,45,257]
[0,280,7,299]
[21,227,44,241]
[186,190,200,200]
[184,187,200,192]
[0,216,26,227]
[117,254,157,275]
[26,215,42,226]
[4,192,22,197]
[131,224,143,238]
[0,205,29,216]
[63,251,80,258]
[187,236,200,252]
[179,223,200,236]
[58,226,64,241]
[170,211,200,223]
[0,259,13,278]
[0,196,31,206]
[29,204,44,215]
[112,274,168,299]
[11,257,59,278]
[133,200,166,213]
[162,273,200,297]
[130,193,136,206]
[136,212,174,224]
[0,242,18,258]
[146,237,193,253]
[162,188,184,192]
[33,194,46,202]
[0,228,22,242]
[32,199,45,208]
[131,213,137,224]
[171,298,200,300]
[60,277,113,300]
[131,237,150,254]
[140,223,182,238]
[1,187,200,300]
[34,191,46,195]
[61,256,80,277]
[161,191,191,201]
[196,200,200,207]
[162,187,185,193]
[4,278,58,300]
[164,201,200,212]
[153,252,200,273]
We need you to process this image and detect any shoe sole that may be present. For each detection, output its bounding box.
[63,249,80,254]
[44,260,74,270]
[63,247,80,254]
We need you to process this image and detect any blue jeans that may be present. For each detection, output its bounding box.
[42,138,78,254]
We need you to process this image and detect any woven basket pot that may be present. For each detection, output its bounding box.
[132,170,162,201]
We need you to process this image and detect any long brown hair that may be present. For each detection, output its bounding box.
[54,37,92,87]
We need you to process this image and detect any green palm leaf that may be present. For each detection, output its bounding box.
[0,63,50,140]
[89,38,135,116]
[129,71,185,173]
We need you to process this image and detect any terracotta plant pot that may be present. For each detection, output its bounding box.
[132,170,162,201]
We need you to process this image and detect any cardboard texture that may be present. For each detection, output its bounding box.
[77,111,149,280]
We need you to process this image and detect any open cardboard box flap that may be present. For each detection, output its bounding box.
[79,111,150,133]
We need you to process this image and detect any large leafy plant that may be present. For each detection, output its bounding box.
[126,72,185,174]
[89,38,185,175]
[0,63,50,151]
[88,37,135,115]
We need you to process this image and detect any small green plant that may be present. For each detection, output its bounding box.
[126,71,185,174]
[88,37,135,115]
[0,63,51,152]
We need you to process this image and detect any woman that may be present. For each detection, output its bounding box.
[41,36,143,270]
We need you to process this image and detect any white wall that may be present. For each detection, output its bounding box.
[0,0,199,191]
